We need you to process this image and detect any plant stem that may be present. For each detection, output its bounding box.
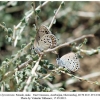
[49,1,64,29]
[44,34,94,53]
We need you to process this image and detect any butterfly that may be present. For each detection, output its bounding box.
[33,25,57,54]
[56,52,80,72]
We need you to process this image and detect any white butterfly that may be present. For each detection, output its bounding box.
[56,52,80,72]
[33,25,57,54]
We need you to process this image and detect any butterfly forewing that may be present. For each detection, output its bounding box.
[59,52,80,72]
[38,25,52,38]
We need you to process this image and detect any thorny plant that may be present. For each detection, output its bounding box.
[0,1,100,92]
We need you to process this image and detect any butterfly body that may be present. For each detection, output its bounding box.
[56,52,80,72]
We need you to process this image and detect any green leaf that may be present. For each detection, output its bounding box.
[61,1,65,7]
[8,37,12,42]
[44,60,49,65]
[40,68,47,74]
[21,44,26,48]
[47,64,54,70]
[8,28,13,34]
[21,17,26,23]
[35,9,41,14]
[26,55,31,59]
[2,61,7,65]
[47,76,55,81]
[59,88,65,91]
[70,90,76,92]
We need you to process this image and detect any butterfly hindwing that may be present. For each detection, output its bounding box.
[58,52,80,72]
[38,34,57,51]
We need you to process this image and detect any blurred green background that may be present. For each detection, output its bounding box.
[0,1,100,91]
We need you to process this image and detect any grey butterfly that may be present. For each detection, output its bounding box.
[33,25,57,54]
[56,52,80,72]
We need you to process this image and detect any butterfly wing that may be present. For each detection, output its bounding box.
[38,25,52,38]
[34,25,52,50]
[60,52,80,72]
[48,34,57,48]
[38,34,57,51]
